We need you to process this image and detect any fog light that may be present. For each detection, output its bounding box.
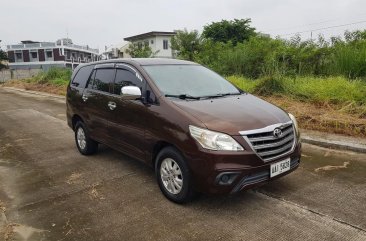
[216,172,240,185]
[221,175,230,183]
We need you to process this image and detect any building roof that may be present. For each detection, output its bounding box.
[21,40,40,44]
[124,31,176,42]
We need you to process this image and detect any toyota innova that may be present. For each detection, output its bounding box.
[66,58,301,203]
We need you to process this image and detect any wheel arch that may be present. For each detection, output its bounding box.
[72,114,84,130]
[152,141,187,171]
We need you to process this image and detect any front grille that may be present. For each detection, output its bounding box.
[231,158,300,193]
[241,121,295,161]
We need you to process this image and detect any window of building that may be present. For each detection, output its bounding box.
[80,54,84,60]
[46,50,53,59]
[30,52,38,59]
[150,39,154,44]
[113,69,143,95]
[65,50,70,59]
[144,41,149,47]
[71,52,76,59]
[137,42,142,49]
[15,52,23,61]
[91,68,115,93]
[163,40,169,50]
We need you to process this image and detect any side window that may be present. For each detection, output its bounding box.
[113,69,143,95]
[71,65,94,88]
[86,69,96,88]
[91,68,115,93]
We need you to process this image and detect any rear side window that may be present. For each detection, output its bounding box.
[91,69,115,93]
[72,65,94,88]
[113,69,143,95]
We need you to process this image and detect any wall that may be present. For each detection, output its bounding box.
[0,69,42,82]
[154,36,173,58]
[130,35,174,58]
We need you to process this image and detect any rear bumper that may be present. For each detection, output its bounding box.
[187,142,302,195]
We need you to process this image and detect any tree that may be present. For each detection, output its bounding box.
[125,43,157,58]
[202,19,256,45]
[170,29,202,61]
[0,48,8,70]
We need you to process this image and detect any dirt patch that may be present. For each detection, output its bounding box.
[2,81,66,96]
[88,185,105,200]
[263,96,366,138]
[0,200,5,213]
[1,223,47,241]
[66,173,82,185]
[315,161,350,172]
[1,223,19,241]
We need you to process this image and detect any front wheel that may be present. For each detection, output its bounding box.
[74,121,98,155]
[156,147,196,203]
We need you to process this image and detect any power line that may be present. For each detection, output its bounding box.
[279,20,366,37]
[264,13,366,33]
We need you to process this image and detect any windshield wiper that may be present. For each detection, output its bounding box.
[201,92,241,99]
[165,94,201,100]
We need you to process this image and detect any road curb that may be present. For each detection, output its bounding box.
[2,86,366,154]
[1,86,66,100]
[301,136,366,154]
[301,133,366,154]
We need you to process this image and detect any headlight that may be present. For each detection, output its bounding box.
[189,125,244,151]
[288,113,300,140]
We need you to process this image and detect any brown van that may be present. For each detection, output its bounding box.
[66,58,301,203]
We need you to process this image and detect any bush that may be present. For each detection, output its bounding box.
[31,68,72,86]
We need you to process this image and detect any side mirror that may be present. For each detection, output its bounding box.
[120,86,142,100]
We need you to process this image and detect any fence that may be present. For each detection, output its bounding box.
[0,69,43,82]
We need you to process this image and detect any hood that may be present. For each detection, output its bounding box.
[172,94,290,135]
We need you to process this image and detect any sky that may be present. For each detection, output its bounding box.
[1,0,366,51]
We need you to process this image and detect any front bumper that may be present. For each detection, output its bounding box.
[187,142,302,195]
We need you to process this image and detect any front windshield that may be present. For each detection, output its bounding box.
[143,65,241,97]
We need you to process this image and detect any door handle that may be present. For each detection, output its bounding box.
[108,101,117,110]
[82,94,88,102]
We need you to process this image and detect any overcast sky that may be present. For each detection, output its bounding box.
[1,0,366,51]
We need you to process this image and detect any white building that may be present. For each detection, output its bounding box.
[100,42,130,60]
[124,31,176,58]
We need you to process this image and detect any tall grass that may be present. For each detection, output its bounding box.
[26,67,72,86]
[195,30,366,80]
[227,75,366,106]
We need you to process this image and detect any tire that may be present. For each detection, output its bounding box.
[155,146,196,204]
[74,121,98,155]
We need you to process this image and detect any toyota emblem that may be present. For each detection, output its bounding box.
[273,128,283,138]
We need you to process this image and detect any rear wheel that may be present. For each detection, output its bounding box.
[74,122,98,155]
[156,147,196,203]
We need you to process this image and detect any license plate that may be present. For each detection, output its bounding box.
[270,158,291,178]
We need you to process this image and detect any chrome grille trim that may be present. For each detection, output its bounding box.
[239,121,296,162]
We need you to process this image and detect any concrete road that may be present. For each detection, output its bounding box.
[0,88,365,241]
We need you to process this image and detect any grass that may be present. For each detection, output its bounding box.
[26,67,71,86]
